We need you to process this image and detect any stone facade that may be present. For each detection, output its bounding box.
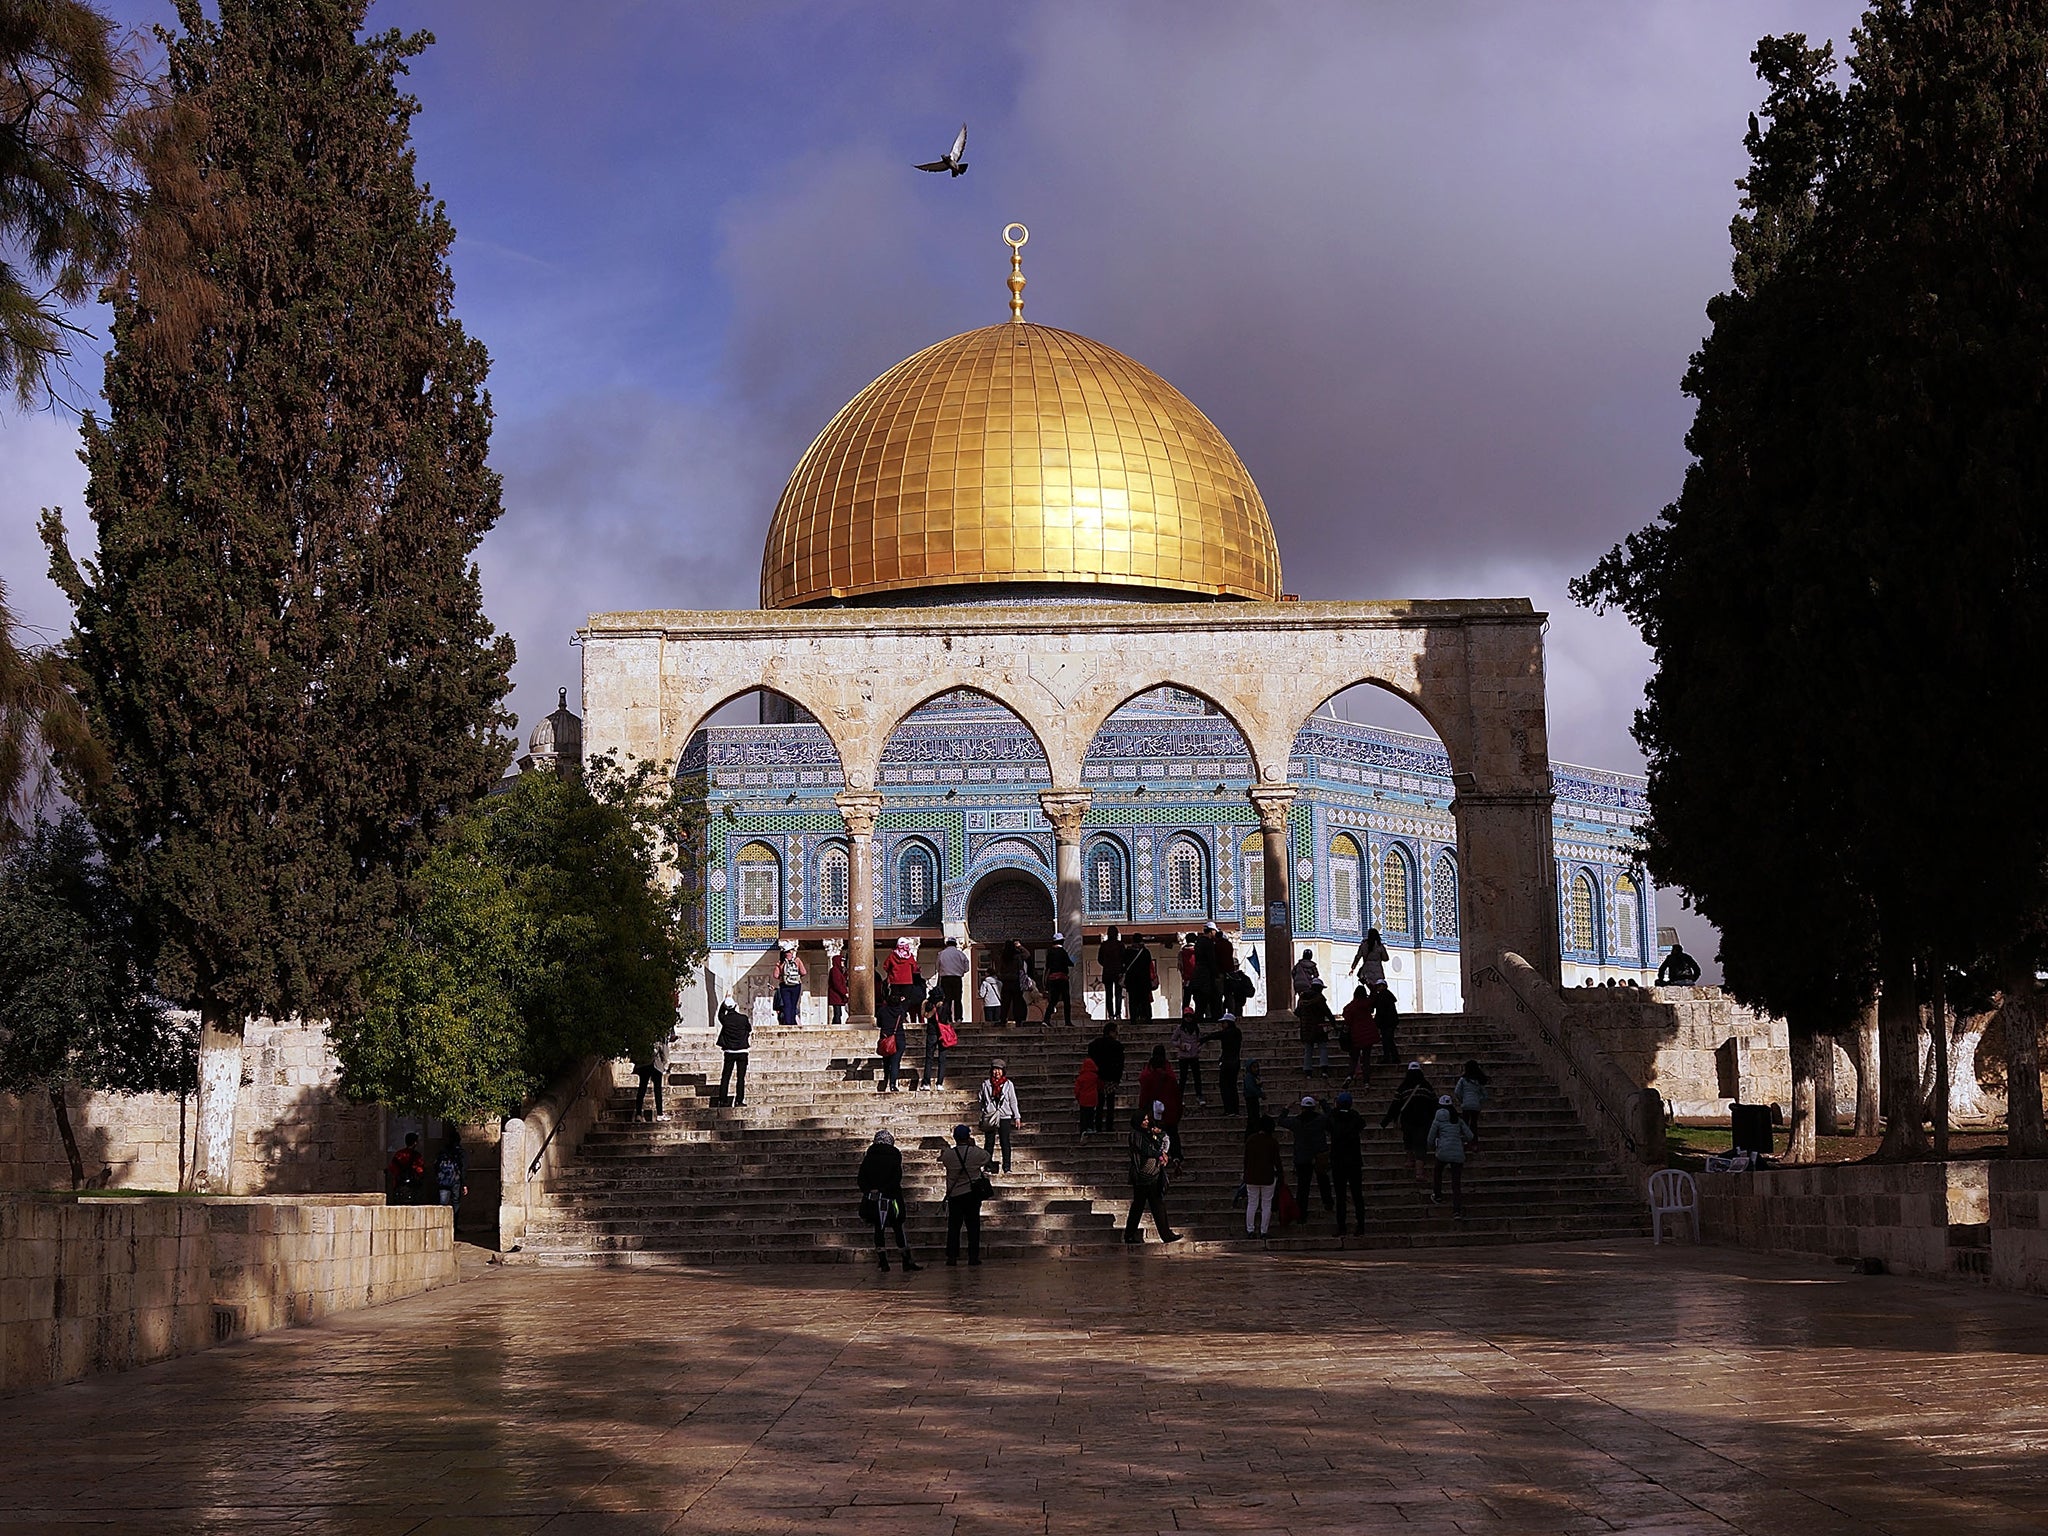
[0,1195,456,1397]
[1563,987,1798,1117]
[585,598,1570,1022]
[682,687,1658,1024]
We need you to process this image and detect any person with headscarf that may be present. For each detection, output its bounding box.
[716,992,751,1107]
[978,1058,1023,1172]
[939,1122,990,1265]
[1123,1100,1182,1245]
[882,938,920,1020]
[1381,1062,1438,1185]
[857,1130,920,1271]
[1276,1094,1334,1220]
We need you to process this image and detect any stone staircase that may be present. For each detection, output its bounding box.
[521,1012,1649,1266]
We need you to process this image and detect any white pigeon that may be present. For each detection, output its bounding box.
[915,123,969,177]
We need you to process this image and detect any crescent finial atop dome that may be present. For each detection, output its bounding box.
[1004,222,1028,323]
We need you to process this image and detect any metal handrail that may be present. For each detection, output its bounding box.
[527,1056,607,1178]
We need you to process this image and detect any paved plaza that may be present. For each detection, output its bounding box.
[2,1242,2045,1535]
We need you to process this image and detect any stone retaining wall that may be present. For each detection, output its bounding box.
[1566,987,1797,1118]
[1696,1158,2048,1296]
[0,1195,455,1397]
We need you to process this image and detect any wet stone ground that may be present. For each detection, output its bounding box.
[2,1241,2046,1534]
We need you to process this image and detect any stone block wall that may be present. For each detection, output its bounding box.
[0,1018,388,1196]
[0,1195,455,1398]
[1696,1159,2048,1296]
[1566,987,1798,1117]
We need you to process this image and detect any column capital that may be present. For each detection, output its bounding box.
[1246,783,1296,834]
[834,791,884,838]
[1037,789,1092,842]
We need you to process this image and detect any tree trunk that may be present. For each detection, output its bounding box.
[1877,938,1929,1159]
[47,1086,84,1190]
[192,1007,243,1193]
[177,1086,189,1192]
[1814,1029,1840,1136]
[1787,1027,1820,1164]
[1948,1012,1990,1123]
[1854,998,1881,1136]
[2000,948,2047,1158]
[1930,965,1950,1160]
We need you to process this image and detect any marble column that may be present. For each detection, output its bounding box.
[1248,785,1297,1017]
[835,792,883,1029]
[1038,790,1092,958]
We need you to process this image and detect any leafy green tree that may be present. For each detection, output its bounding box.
[1579,6,2048,1160]
[42,0,513,1188]
[332,771,683,1124]
[0,810,188,1187]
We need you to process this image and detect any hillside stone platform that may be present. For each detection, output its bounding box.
[522,1012,1646,1266]
[4,1242,2046,1532]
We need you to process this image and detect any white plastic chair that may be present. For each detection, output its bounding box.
[1648,1168,1699,1244]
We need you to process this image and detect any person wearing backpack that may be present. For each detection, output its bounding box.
[1122,938,1158,1027]
[876,1008,905,1094]
[1453,1060,1491,1144]
[773,942,806,1028]
[1123,1101,1182,1245]
[1242,1114,1283,1238]
[1428,1094,1475,1217]
[1074,1055,1102,1136]
[433,1137,467,1224]
[978,1059,1023,1172]
[857,1130,921,1272]
[921,995,957,1090]
[939,1123,990,1266]
[882,938,920,1020]
[716,993,752,1107]
[1041,932,1074,1025]
[1381,1063,1438,1185]
[632,1032,669,1122]
[979,969,1004,1024]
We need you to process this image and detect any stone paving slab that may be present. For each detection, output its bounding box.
[0,1240,2045,1534]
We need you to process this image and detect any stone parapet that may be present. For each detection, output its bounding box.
[1697,1159,2048,1296]
[498,1057,628,1247]
[0,1195,455,1398]
[1563,986,1796,1118]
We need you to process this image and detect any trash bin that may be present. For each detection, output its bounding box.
[1729,1102,1774,1156]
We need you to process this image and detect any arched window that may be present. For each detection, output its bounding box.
[1567,870,1598,955]
[898,842,939,925]
[1166,836,1206,914]
[818,843,850,922]
[1613,873,1640,959]
[1378,845,1413,936]
[1086,839,1127,915]
[736,841,781,940]
[1328,833,1362,933]
[1431,852,1459,938]
[1241,833,1265,930]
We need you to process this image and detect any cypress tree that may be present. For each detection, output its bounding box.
[42,0,513,1188]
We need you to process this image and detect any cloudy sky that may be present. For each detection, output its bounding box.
[1,0,1870,964]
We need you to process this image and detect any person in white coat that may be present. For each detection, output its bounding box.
[1428,1093,1474,1217]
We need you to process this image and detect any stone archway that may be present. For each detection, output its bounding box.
[967,870,1054,946]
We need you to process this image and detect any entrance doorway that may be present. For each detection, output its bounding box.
[967,871,1054,1023]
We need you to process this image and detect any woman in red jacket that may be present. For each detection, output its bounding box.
[827,950,850,1028]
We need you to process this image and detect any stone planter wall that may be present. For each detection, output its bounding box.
[0,1195,455,1398]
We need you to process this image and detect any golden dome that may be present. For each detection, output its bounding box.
[760,320,1282,608]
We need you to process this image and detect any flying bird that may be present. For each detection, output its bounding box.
[916,123,969,177]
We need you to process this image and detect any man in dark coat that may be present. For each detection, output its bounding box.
[1277,1095,1334,1219]
[1087,1021,1126,1128]
[716,993,751,1107]
[856,1130,920,1272]
[1327,1090,1368,1235]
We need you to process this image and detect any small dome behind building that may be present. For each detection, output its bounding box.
[521,687,583,777]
